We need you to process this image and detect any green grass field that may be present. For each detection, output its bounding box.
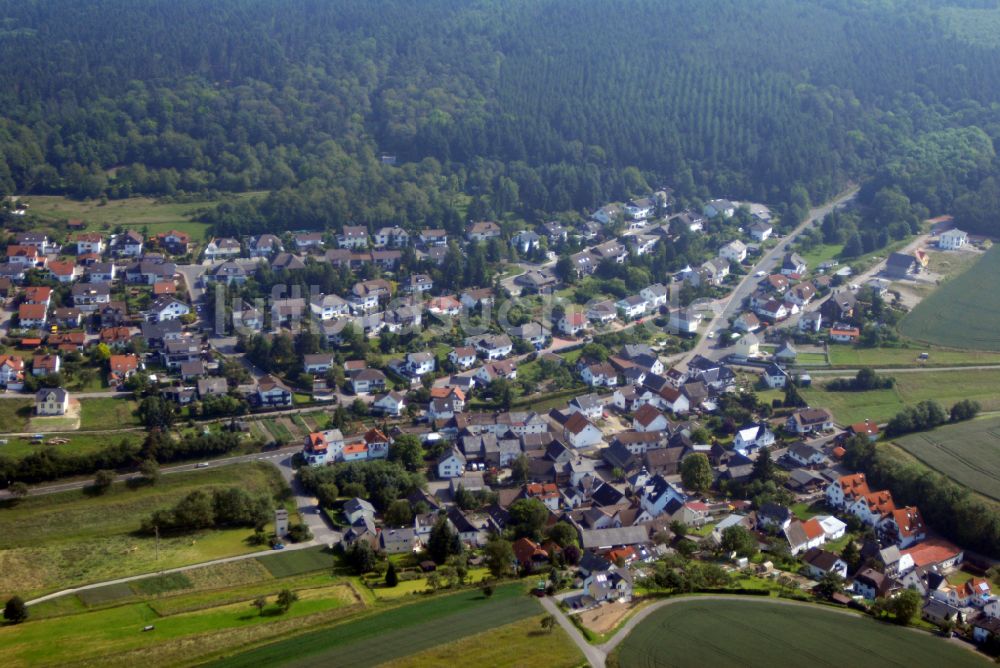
[803,368,1000,425]
[211,584,541,668]
[0,580,355,667]
[901,245,1000,351]
[78,397,141,429]
[381,614,583,668]
[828,346,1000,368]
[0,463,284,598]
[612,598,984,668]
[0,432,144,461]
[893,414,1000,501]
[0,399,33,433]
[256,546,336,578]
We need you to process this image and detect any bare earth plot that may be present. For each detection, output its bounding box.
[893,414,1000,501]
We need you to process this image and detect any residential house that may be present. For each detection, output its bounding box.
[404,351,436,377]
[74,233,104,255]
[885,252,920,279]
[592,203,624,226]
[46,260,80,283]
[86,262,116,283]
[853,567,897,600]
[309,293,349,321]
[829,324,860,343]
[466,221,502,242]
[108,354,139,385]
[799,311,822,333]
[633,404,669,432]
[733,422,775,456]
[704,199,735,219]
[35,387,69,416]
[372,391,406,417]
[467,333,512,360]
[786,441,826,467]
[640,283,668,310]
[514,269,559,295]
[757,502,794,531]
[249,234,282,257]
[581,361,617,387]
[302,353,334,375]
[203,237,241,261]
[18,303,48,328]
[475,360,517,384]
[784,519,827,556]
[733,333,761,359]
[437,448,467,479]
[559,310,589,337]
[0,355,26,389]
[448,346,478,370]
[629,234,658,256]
[511,230,541,254]
[509,322,549,349]
[351,368,387,394]
[848,419,880,442]
[668,308,702,334]
[749,221,773,242]
[587,300,618,324]
[616,295,648,321]
[625,197,654,220]
[820,291,858,323]
[781,253,807,277]
[568,394,605,421]
[786,282,816,307]
[32,353,61,377]
[563,412,603,448]
[938,228,968,250]
[584,567,635,602]
[146,296,190,322]
[257,375,293,407]
[71,282,111,312]
[761,363,789,389]
[156,230,191,255]
[734,312,761,333]
[639,474,687,519]
[826,473,872,511]
[405,274,434,294]
[418,229,448,247]
[786,408,834,434]
[719,239,747,263]
[293,232,325,251]
[338,225,369,249]
[374,226,409,248]
[801,548,849,579]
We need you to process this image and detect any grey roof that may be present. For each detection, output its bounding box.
[580,526,650,549]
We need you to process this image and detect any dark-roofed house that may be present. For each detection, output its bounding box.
[801,548,848,579]
[885,252,919,279]
[579,526,650,550]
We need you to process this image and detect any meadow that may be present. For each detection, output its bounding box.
[802,368,1000,425]
[901,245,1000,351]
[0,463,284,598]
[612,598,985,668]
[893,414,1000,501]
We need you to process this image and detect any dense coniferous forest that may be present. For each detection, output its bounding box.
[1,0,1000,232]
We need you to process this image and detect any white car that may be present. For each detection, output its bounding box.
[707,331,715,339]
[754,270,766,277]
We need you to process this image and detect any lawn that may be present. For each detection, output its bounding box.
[0,581,354,667]
[802,368,1000,425]
[0,398,33,432]
[828,346,1000,368]
[380,614,583,668]
[78,397,141,429]
[256,546,336,578]
[797,242,842,271]
[793,352,828,366]
[211,584,541,668]
[0,463,285,598]
[893,414,1000,501]
[612,598,984,668]
[0,432,144,461]
[901,244,1000,351]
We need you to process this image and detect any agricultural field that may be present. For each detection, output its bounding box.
[256,546,336,579]
[828,346,1000,368]
[381,614,583,668]
[893,415,1000,501]
[802,368,1000,425]
[0,462,284,599]
[211,584,542,668]
[612,598,984,668]
[78,397,141,429]
[901,245,1000,351]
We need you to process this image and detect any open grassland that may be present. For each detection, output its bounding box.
[828,346,1000,368]
[893,414,1000,501]
[78,397,141,429]
[256,546,335,579]
[901,245,1000,351]
[802,368,1000,425]
[0,463,282,598]
[211,584,541,668]
[380,614,584,668]
[0,579,355,668]
[0,398,33,432]
[19,193,261,242]
[612,598,985,668]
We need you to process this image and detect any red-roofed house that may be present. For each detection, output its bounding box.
[849,490,896,527]
[0,354,25,389]
[18,303,48,328]
[512,537,550,571]
[825,473,870,510]
[881,506,926,548]
[849,419,880,441]
[901,538,964,570]
[563,412,603,448]
[108,354,140,385]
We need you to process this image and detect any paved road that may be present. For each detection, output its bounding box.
[684,188,859,367]
[176,263,208,302]
[806,364,1000,376]
[540,595,608,668]
[0,390,133,400]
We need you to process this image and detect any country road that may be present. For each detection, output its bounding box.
[684,187,859,367]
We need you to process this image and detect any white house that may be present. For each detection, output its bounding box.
[203,237,241,260]
[719,240,747,263]
[147,296,190,322]
[310,294,350,321]
[938,228,968,250]
[437,448,466,479]
[639,474,687,518]
[625,197,654,221]
[405,352,436,377]
[749,221,773,242]
[802,548,849,579]
[668,308,702,334]
[640,284,668,310]
[449,346,478,369]
[581,362,618,388]
[704,199,735,219]
[563,412,603,448]
[559,311,589,336]
[35,387,70,416]
[733,333,761,359]
[372,391,406,417]
[633,404,669,432]
[616,295,648,321]
[733,422,775,455]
